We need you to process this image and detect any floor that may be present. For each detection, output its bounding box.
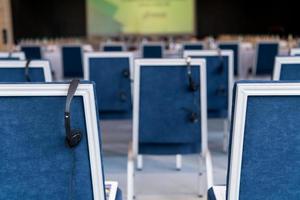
[101,119,228,200]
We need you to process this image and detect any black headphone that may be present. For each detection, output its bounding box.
[65,79,82,148]
[119,68,130,102]
[25,60,31,82]
[216,49,224,74]
[185,57,199,123]
[215,50,228,96]
[185,57,198,92]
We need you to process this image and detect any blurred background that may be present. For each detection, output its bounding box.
[0,0,298,48]
[0,1,298,199]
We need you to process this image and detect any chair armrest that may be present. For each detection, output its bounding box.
[208,186,226,200]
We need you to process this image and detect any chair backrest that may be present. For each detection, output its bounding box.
[273,56,300,80]
[84,52,133,119]
[183,50,233,119]
[0,60,52,82]
[254,41,279,75]
[62,45,83,78]
[101,42,125,52]
[133,58,207,156]
[141,42,164,58]
[0,52,26,60]
[182,42,204,51]
[227,81,300,200]
[218,41,240,76]
[21,45,42,59]
[0,82,105,200]
[290,48,300,56]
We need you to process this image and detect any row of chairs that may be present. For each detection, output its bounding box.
[81,48,300,200]
[17,40,281,79]
[0,45,295,150]
[0,55,123,199]
[1,45,299,199]
[0,50,233,148]
[209,50,300,199]
[114,52,300,199]
[0,81,116,200]
[209,81,300,200]
[0,50,228,199]
[99,41,280,78]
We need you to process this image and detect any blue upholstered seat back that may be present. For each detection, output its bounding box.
[142,45,163,58]
[189,55,229,118]
[183,44,204,50]
[236,95,300,199]
[279,63,300,80]
[62,46,83,78]
[138,65,201,155]
[0,96,96,199]
[21,46,42,59]
[0,68,45,82]
[103,46,123,52]
[256,43,278,75]
[88,57,132,118]
[219,44,238,76]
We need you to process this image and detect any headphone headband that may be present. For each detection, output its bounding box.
[65,79,81,148]
[185,57,197,92]
[185,57,200,123]
[65,79,80,113]
[25,60,31,82]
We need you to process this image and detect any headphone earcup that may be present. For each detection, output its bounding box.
[188,78,198,92]
[122,69,130,78]
[119,91,127,102]
[189,82,197,92]
[66,129,82,148]
[189,112,199,123]
[216,62,224,74]
[216,86,227,96]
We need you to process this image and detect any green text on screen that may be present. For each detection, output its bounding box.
[87,0,195,35]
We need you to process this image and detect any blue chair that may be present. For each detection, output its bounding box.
[184,50,233,119]
[84,52,133,119]
[0,81,122,200]
[0,60,52,82]
[273,56,300,80]
[253,41,279,76]
[127,58,213,200]
[184,50,234,152]
[141,42,164,58]
[0,52,25,60]
[209,81,300,200]
[218,41,240,76]
[20,45,42,59]
[182,42,204,51]
[290,48,300,56]
[62,45,84,78]
[101,42,125,52]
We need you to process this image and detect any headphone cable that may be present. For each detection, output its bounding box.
[68,148,76,200]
